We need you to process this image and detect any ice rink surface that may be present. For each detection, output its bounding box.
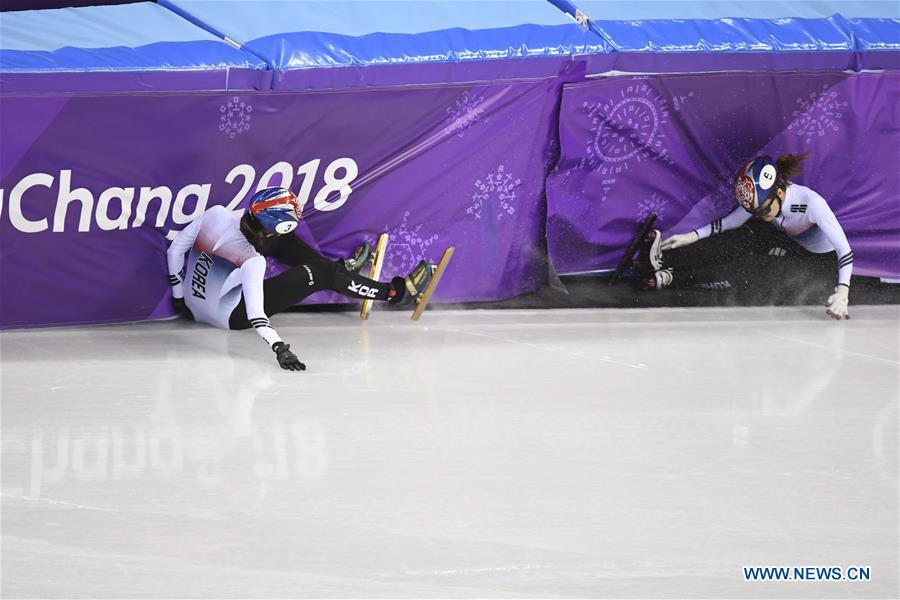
[2,306,898,599]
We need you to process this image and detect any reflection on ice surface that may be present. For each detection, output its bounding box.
[2,307,898,598]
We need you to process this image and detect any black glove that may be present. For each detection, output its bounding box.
[272,342,306,371]
[172,297,194,321]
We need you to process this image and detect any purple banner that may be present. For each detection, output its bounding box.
[547,71,900,279]
[1,80,560,328]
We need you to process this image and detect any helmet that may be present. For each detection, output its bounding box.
[734,156,778,215]
[248,187,301,235]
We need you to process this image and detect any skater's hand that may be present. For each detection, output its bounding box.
[660,231,699,251]
[172,297,194,321]
[273,342,306,371]
[826,285,850,320]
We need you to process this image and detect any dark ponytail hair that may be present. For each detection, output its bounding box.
[240,212,268,252]
[774,151,810,192]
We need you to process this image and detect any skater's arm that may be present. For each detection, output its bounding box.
[166,214,205,299]
[239,255,283,347]
[694,206,751,239]
[239,257,306,370]
[808,193,853,288]
[662,206,752,251]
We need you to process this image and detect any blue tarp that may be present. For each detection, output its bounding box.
[1,0,897,90]
[160,0,899,89]
[565,0,899,71]
[561,0,899,20]
[159,0,605,88]
[0,2,269,91]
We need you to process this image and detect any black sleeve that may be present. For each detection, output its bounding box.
[270,235,328,266]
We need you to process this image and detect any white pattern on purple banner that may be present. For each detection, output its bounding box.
[637,193,668,222]
[467,165,522,220]
[219,97,253,139]
[580,83,672,203]
[444,91,486,138]
[372,211,440,277]
[788,85,849,145]
[670,91,695,113]
[581,84,670,168]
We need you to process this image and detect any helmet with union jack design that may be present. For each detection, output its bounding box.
[248,187,301,235]
[734,156,779,215]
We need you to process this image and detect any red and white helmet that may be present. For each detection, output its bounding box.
[248,187,301,235]
[734,156,778,215]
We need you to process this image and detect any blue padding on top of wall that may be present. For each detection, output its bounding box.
[162,0,582,40]
[591,16,856,53]
[249,23,605,70]
[0,2,267,73]
[845,17,900,51]
[159,0,603,72]
[569,0,900,57]
[568,0,900,20]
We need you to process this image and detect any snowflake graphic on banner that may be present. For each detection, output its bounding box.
[444,91,486,138]
[467,165,522,220]
[580,82,672,202]
[219,97,253,139]
[369,212,440,277]
[670,91,695,113]
[788,85,849,145]
[637,193,667,222]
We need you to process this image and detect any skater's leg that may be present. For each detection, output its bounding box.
[229,260,399,329]
[641,226,754,289]
[654,220,801,289]
[271,235,372,273]
[663,225,756,270]
[331,268,398,302]
[229,255,438,329]
[667,230,832,294]
[270,235,332,267]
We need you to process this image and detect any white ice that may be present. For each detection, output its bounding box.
[2,306,898,598]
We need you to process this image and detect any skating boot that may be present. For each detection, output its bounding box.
[635,229,663,277]
[640,267,674,291]
[342,242,372,273]
[388,259,435,306]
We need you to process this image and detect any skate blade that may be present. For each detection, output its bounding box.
[610,213,656,286]
[411,247,454,321]
[360,232,389,320]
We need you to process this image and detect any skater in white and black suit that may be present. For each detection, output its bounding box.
[638,153,853,320]
[166,187,434,370]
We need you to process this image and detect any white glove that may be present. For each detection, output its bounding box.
[826,285,850,320]
[660,231,699,251]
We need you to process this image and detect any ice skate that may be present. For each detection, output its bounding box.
[411,247,455,320]
[640,267,674,290]
[360,233,389,320]
[384,249,455,319]
[400,259,436,303]
[636,229,663,276]
[610,213,657,286]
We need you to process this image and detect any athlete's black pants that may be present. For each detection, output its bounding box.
[229,236,394,330]
[664,220,837,293]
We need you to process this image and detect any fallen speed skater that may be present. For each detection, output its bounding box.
[636,153,854,320]
[166,187,440,371]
